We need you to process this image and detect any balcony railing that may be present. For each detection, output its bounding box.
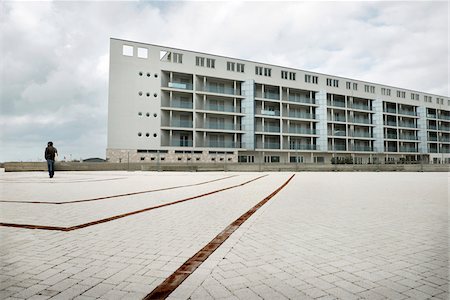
[170,140,193,147]
[398,110,417,116]
[167,100,193,109]
[289,112,315,119]
[206,104,236,113]
[264,91,280,100]
[328,101,346,108]
[204,123,240,131]
[428,148,439,153]
[259,109,280,116]
[329,130,346,137]
[262,142,281,149]
[352,146,373,151]
[427,114,437,119]
[262,125,281,133]
[399,135,418,140]
[439,115,450,120]
[383,108,397,114]
[398,122,416,128]
[350,103,371,111]
[288,95,314,104]
[439,126,450,131]
[350,118,372,125]
[330,145,347,151]
[288,144,317,150]
[201,85,239,95]
[287,128,317,135]
[351,132,372,138]
[428,136,438,141]
[169,120,193,128]
[330,116,346,122]
[208,141,241,148]
[167,82,193,90]
[384,121,397,127]
[385,147,398,152]
[384,133,398,139]
[440,137,450,142]
[399,146,418,153]
[427,125,437,130]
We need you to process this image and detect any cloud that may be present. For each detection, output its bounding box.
[0,1,448,162]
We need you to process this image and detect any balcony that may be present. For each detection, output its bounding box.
[428,136,438,141]
[398,110,417,116]
[427,114,437,119]
[385,147,398,152]
[166,100,193,109]
[399,135,418,141]
[204,123,240,131]
[399,146,418,153]
[398,122,416,129]
[288,95,315,104]
[169,120,193,128]
[384,120,397,127]
[287,128,317,135]
[440,137,450,143]
[167,82,193,90]
[205,104,237,113]
[289,112,315,119]
[428,147,439,153]
[384,133,398,139]
[383,107,397,114]
[331,145,347,151]
[260,125,281,133]
[262,142,281,149]
[264,91,280,100]
[350,118,372,125]
[329,130,346,137]
[352,145,373,152]
[208,141,241,148]
[288,144,317,150]
[439,115,450,120]
[170,140,193,147]
[328,101,346,108]
[200,85,239,96]
[330,116,346,122]
[351,132,372,138]
[438,125,450,131]
[350,103,371,111]
[427,125,437,130]
[259,109,280,116]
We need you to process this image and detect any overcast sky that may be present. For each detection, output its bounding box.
[0,1,448,162]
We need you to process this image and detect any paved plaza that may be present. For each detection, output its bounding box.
[0,171,448,300]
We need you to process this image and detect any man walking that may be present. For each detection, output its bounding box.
[45,141,58,178]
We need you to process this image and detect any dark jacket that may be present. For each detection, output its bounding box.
[45,146,58,160]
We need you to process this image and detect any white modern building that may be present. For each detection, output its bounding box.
[107,38,450,164]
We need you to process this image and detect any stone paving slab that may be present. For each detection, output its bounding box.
[169,172,449,300]
[0,171,448,300]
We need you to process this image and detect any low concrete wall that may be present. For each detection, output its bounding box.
[1,162,449,172]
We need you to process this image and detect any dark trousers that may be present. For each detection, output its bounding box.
[46,159,55,178]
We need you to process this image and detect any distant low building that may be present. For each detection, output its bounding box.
[82,158,106,163]
[107,38,450,164]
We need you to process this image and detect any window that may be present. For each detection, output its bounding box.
[206,58,215,68]
[264,68,272,77]
[346,82,351,90]
[381,88,391,96]
[173,53,183,63]
[326,78,338,87]
[396,91,406,98]
[196,56,205,67]
[281,70,288,79]
[411,93,419,101]
[237,63,245,73]
[137,47,148,59]
[305,74,311,83]
[424,95,432,102]
[353,83,358,90]
[122,45,133,56]
[289,72,296,80]
[312,76,318,84]
[227,62,235,71]
[160,50,171,61]
[255,66,263,75]
[364,85,375,93]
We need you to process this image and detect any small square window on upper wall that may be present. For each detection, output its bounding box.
[122,45,133,56]
[137,47,148,59]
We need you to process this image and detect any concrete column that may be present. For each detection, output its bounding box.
[241,80,255,150]
[417,106,427,154]
[316,90,328,151]
[372,98,384,153]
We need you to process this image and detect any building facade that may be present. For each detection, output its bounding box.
[107,38,450,164]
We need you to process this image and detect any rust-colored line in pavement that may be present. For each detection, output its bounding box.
[0,175,237,205]
[0,175,267,232]
[143,174,295,300]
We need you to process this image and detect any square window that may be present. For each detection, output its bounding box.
[137,47,148,59]
[122,45,133,56]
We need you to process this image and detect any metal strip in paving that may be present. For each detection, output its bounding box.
[143,174,295,300]
[0,175,237,205]
[0,175,267,231]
